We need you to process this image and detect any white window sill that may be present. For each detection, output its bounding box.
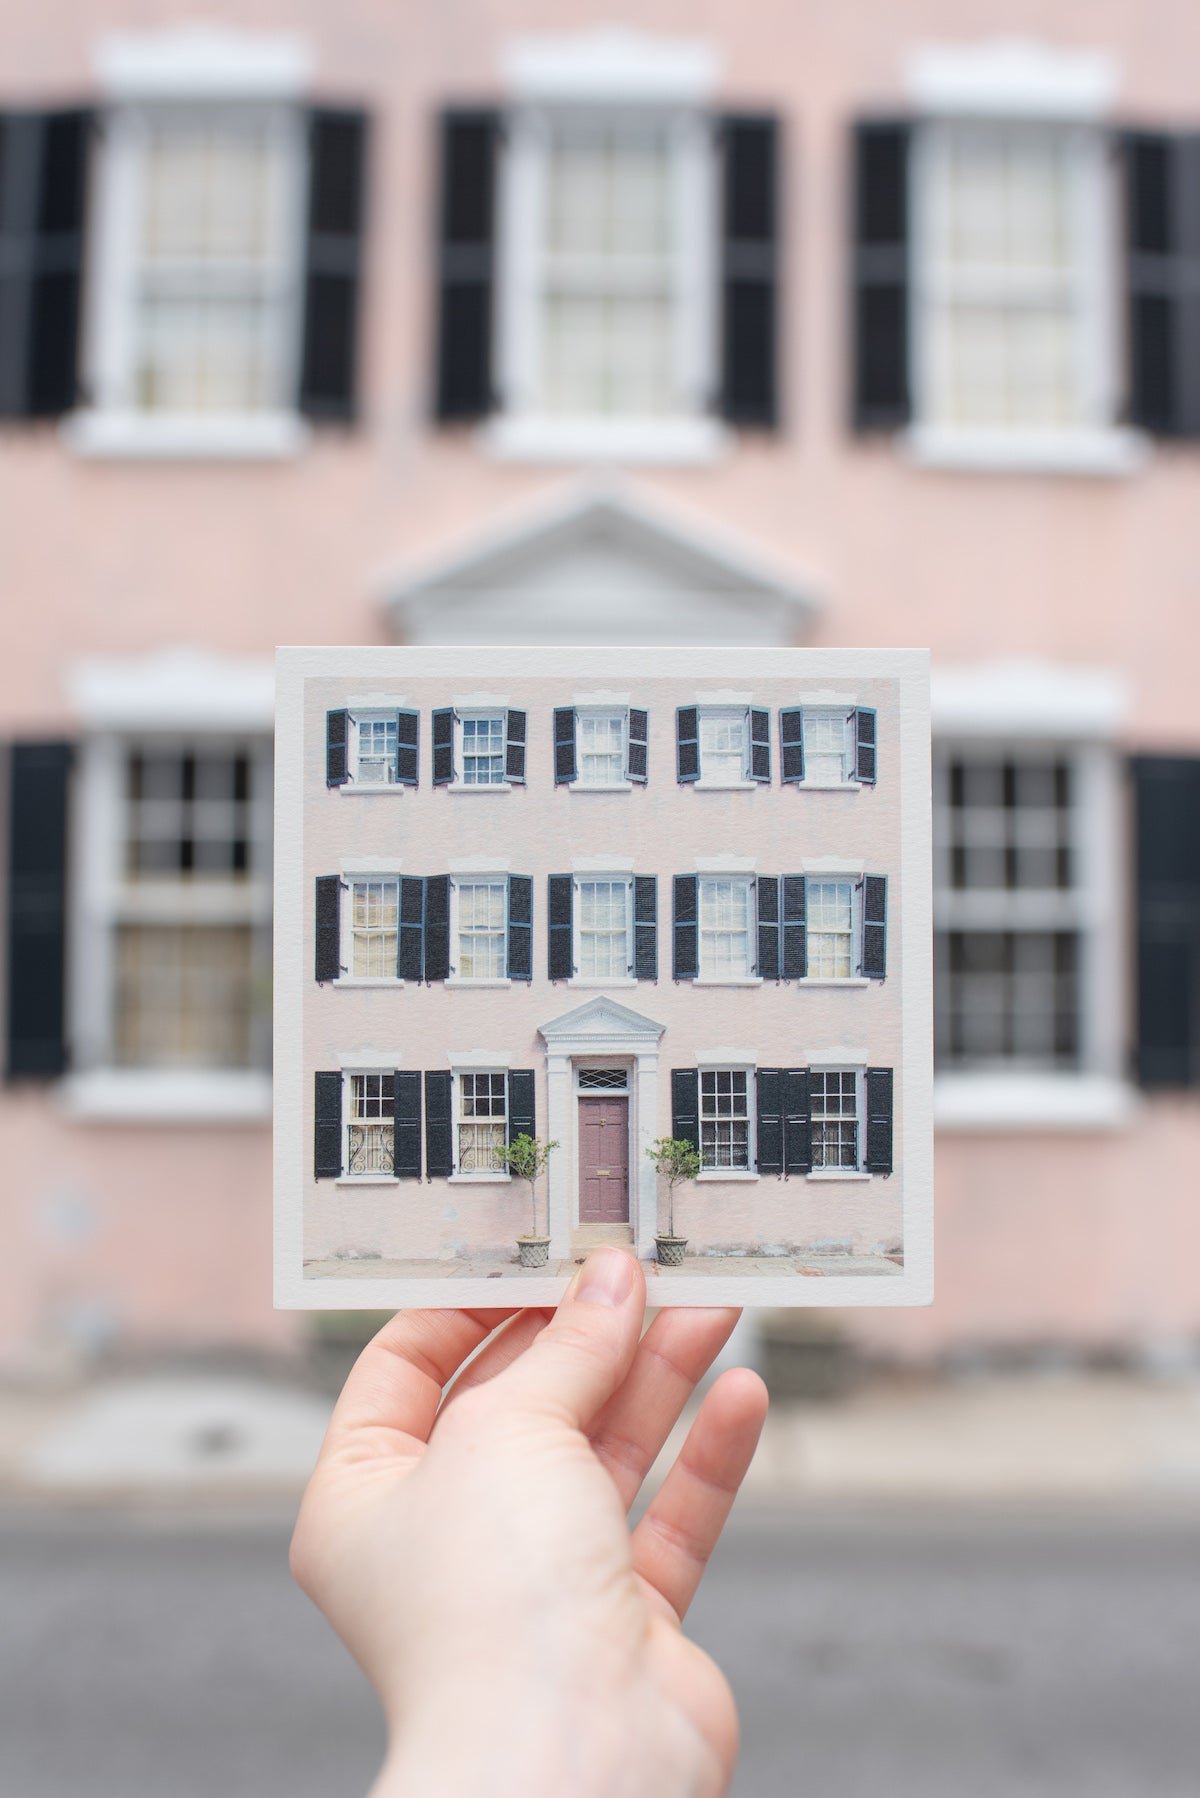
[62,409,311,461]
[693,779,760,792]
[697,1169,759,1183]
[445,782,513,795]
[58,1069,272,1123]
[569,781,635,794]
[797,977,871,989]
[444,977,512,988]
[793,781,862,792]
[333,978,404,989]
[479,414,731,466]
[447,1171,512,1184]
[934,1073,1139,1132]
[568,976,638,988]
[335,1177,399,1188]
[339,783,408,797]
[806,1170,872,1183]
[901,424,1149,478]
[694,976,763,988]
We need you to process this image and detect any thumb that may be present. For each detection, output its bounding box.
[485,1247,645,1432]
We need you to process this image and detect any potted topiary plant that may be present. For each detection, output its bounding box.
[496,1131,560,1268]
[645,1136,701,1266]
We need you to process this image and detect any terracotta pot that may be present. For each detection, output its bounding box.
[517,1236,550,1269]
[655,1235,688,1267]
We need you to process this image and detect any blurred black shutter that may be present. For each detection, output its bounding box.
[755,1068,783,1174]
[756,876,780,981]
[865,1067,894,1174]
[673,875,698,979]
[423,876,450,981]
[1124,132,1200,437]
[1133,756,1200,1086]
[507,1068,535,1142]
[299,109,368,422]
[507,874,533,980]
[718,114,780,426]
[314,1072,342,1178]
[5,741,72,1078]
[634,875,658,980]
[671,1068,699,1151]
[314,875,341,982]
[434,109,499,420]
[424,1070,453,1177]
[547,874,573,979]
[851,120,911,430]
[0,110,90,419]
[392,1071,422,1178]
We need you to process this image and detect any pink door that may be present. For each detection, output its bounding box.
[578,1096,630,1223]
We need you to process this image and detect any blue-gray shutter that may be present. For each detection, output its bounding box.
[434,110,499,420]
[1124,133,1200,437]
[553,708,576,783]
[782,875,807,978]
[673,875,698,979]
[314,1071,342,1178]
[718,114,780,427]
[755,1068,783,1175]
[852,120,911,430]
[423,875,450,981]
[780,708,804,784]
[326,710,349,786]
[865,1067,894,1174]
[395,709,419,785]
[505,710,527,782]
[299,109,368,421]
[507,874,532,980]
[392,1071,422,1178]
[1133,756,1200,1086]
[5,741,72,1077]
[757,876,781,981]
[0,110,90,419]
[398,877,426,981]
[862,875,887,978]
[507,1068,535,1142]
[627,708,649,783]
[424,1070,453,1177]
[315,875,342,982]
[782,1068,812,1175]
[854,708,877,784]
[676,708,700,783]
[431,708,455,785]
[547,875,573,979]
[634,875,657,980]
[749,708,771,782]
[671,1068,699,1151]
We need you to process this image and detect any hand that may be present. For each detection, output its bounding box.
[290,1246,768,1798]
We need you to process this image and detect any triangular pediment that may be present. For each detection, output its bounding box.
[539,993,665,1047]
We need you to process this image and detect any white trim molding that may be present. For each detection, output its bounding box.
[68,648,275,732]
[906,38,1119,120]
[59,1069,272,1122]
[931,661,1128,740]
[902,424,1147,478]
[482,416,729,466]
[96,23,314,100]
[503,28,720,105]
[446,1050,514,1069]
[63,412,310,462]
[934,1073,1138,1131]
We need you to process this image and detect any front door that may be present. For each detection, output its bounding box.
[578,1096,629,1223]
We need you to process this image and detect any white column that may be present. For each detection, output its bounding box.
[634,1052,659,1260]
[545,1052,572,1257]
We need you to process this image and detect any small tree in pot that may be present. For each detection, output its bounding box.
[496,1132,560,1268]
[645,1137,701,1266]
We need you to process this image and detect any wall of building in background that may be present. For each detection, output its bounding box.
[1,4,1198,1372]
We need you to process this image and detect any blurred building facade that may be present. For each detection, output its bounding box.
[1,6,1198,1372]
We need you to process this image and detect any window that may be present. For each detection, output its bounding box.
[346,1073,394,1176]
[576,878,632,978]
[810,1070,860,1170]
[807,881,855,979]
[699,1070,751,1170]
[456,1072,507,1172]
[803,712,854,785]
[699,711,748,783]
[461,714,507,785]
[355,715,399,785]
[454,879,508,978]
[698,877,754,979]
[348,879,398,977]
[577,712,626,786]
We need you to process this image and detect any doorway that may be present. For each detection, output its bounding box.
[577,1095,630,1223]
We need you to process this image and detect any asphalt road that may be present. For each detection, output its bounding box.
[2,1505,1198,1798]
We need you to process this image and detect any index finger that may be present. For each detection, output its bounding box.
[323,1307,517,1458]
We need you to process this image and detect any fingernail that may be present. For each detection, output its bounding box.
[575,1247,636,1308]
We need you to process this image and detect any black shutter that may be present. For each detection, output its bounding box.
[854,707,877,784]
[395,709,419,786]
[432,708,455,785]
[865,1067,894,1174]
[553,708,576,784]
[393,1071,422,1178]
[0,110,90,420]
[673,875,698,980]
[756,877,781,981]
[782,1068,811,1175]
[676,708,700,783]
[627,708,649,783]
[1124,133,1200,438]
[749,708,771,782]
[1133,756,1200,1086]
[314,1071,342,1179]
[424,1070,453,1177]
[547,874,573,979]
[299,109,368,421]
[505,709,527,783]
[398,876,426,982]
[671,1067,699,1151]
[507,1068,535,1142]
[782,874,807,979]
[634,875,658,980]
[507,874,533,980]
[862,875,887,978]
[423,875,450,981]
[852,120,911,430]
[5,741,72,1078]
[434,110,499,420]
[718,114,780,427]
[755,1067,783,1175]
[315,875,342,982]
[780,708,805,784]
[326,710,350,786]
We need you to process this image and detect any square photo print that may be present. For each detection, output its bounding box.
[273,646,932,1309]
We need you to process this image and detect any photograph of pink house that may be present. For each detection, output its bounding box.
[274,646,932,1306]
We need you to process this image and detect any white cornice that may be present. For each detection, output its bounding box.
[68,648,274,732]
[906,38,1118,120]
[504,29,719,105]
[96,23,313,100]
[932,661,1127,740]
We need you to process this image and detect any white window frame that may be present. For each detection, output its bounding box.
[800,708,857,788]
[448,875,511,985]
[805,878,863,981]
[571,873,635,985]
[450,1068,512,1183]
[444,710,512,793]
[806,1065,870,1181]
[350,712,401,787]
[695,706,754,790]
[338,873,401,985]
[572,707,631,790]
[696,874,758,984]
[696,1065,757,1179]
[339,1068,397,1185]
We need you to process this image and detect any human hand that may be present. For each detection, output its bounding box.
[290,1247,769,1798]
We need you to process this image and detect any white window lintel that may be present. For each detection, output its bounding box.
[503,28,720,106]
[95,23,314,101]
[906,38,1119,120]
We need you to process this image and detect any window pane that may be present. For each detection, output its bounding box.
[461,717,506,785]
[577,713,625,785]
[578,879,629,979]
[348,1073,394,1174]
[126,749,253,878]
[356,717,398,785]
[803,712,850,784]
[115,924,253,1068]
[810,1070,859,1169]
[699,1069,750,1169]
[457,881,507,977]
[936,929,1079,1067]
[699,880,751,977]
[807,881,854,979]
[457,1072,506,1171]
[351,880,399,977]
[698,714,746,783]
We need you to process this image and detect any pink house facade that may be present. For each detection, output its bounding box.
[1,6,1198,1368]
